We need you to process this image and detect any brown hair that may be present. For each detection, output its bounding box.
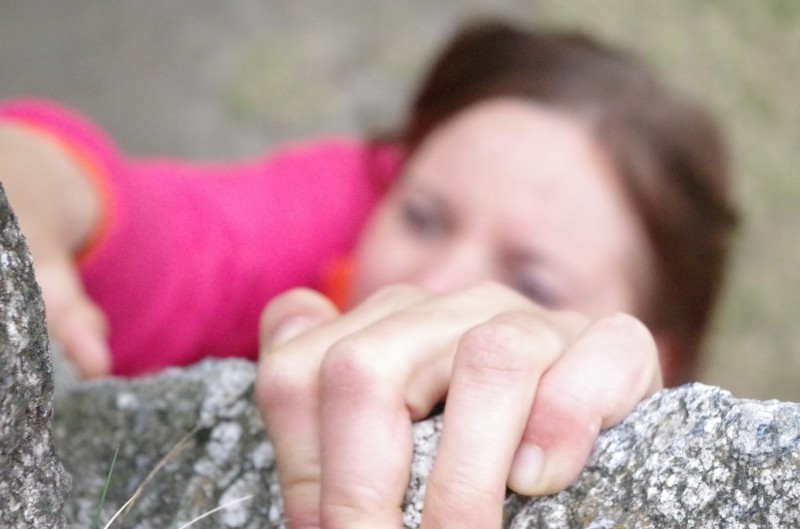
[400,19,739,386]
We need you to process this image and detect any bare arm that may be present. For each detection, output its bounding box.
[0,121,110,376]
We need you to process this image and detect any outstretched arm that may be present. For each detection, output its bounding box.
[0,121,110,377]
[256,283,661,529]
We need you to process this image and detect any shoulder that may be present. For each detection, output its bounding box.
[0,97,121,163]
[269,136,374,164]
[265,136,404,187]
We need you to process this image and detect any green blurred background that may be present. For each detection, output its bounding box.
[2,1,798,400]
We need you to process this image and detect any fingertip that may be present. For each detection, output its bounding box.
[507,398,599,496]
[507,443,544,495]
[507,441,590,496]
[259,288,339,347]
[61,323,111,378]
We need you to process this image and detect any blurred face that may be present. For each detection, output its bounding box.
[352,98,652,317]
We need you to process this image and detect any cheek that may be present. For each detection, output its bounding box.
[570,237,651,318]
[351,209,417,303]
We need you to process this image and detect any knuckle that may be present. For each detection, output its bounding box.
[457,312,562,376]
[319,338,387,400]
[537,381,599,433]
[459,280,531,307]
[359,282,428,308]
[425,474,501,529]
[319,503,356,529]
[319,483,388,529]
[522,385,601,455]
[256,352,315,411]
[592,312,660,393]
[597,312,657,353]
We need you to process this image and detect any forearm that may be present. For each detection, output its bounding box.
[0,120,110,377]
[0,121,101,263]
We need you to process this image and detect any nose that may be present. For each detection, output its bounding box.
[408,243,492,294]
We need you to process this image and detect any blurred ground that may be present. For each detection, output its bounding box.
[1,0,798,400]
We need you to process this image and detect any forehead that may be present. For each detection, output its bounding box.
[405,98,630,227]
[408,98,605,182]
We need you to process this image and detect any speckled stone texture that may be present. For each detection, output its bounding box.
[558,386,800,528]
[0,183,70,528]
[3,177,800,528]
[408,384,800,529]
[54,357,800,529]
[54,360,282,529]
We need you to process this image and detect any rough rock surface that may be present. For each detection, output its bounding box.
[0,183,70,528]
[499,385,800,528]
[3,181,800,528]
[54,358,800,529]
[54,360,278,529]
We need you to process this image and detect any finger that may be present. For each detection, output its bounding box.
[259,288,342,349]
[315,283,538,529]
[420,311,572,529]
[261,284,431,356]
[35,259,111,378]
[257,289,341,529]
[257,285,430,529]
[319,364,414,529]
[56,301,110,378]
[507,312,661,495]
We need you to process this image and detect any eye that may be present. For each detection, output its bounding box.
[399,197,450,240]
[510,273,562,308]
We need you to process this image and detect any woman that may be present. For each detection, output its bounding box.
[0,18,737,529]
[255,20,738,529]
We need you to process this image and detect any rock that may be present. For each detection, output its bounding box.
[399,384,800,529]
[54,357,800,529]
[0,183,70,528]
[496,383,800,528]
[54,360,279,529]
[3,179,799,529]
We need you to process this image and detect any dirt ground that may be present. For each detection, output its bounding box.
[2,0,798,400]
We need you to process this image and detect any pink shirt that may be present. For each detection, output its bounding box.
[0,98,401,376]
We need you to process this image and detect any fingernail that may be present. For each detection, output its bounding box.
[508,443,545,494]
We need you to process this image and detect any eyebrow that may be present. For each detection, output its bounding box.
[398,178,449,209]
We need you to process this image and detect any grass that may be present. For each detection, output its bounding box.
[91,425,259,529]
[92,443,120,529]
[171,495,255,529]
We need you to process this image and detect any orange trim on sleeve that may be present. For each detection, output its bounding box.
[321,255,356,311]
[9,120,114,264]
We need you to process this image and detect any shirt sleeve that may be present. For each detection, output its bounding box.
[114,138,400,374]
[0,97,121,260]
